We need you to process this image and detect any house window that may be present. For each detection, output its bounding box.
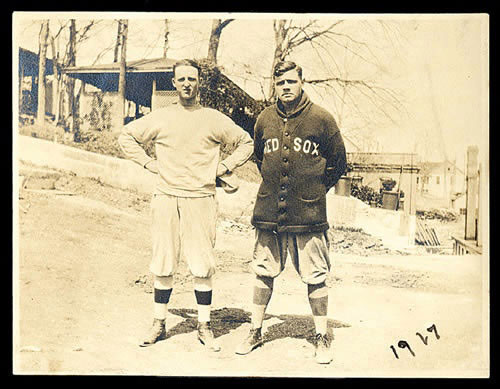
[436,176,440,185]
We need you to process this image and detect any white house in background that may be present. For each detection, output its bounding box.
[418,160,466,209]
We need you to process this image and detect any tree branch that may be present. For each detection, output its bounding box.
[288,22,343,51]
[217,18,234,33]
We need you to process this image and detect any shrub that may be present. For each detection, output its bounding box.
[416,208,459,222]
[380,177,397,191]
[83,93,113,132]
[351,183,382,206]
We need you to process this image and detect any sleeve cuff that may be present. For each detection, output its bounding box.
[142,158,155,169]
[220,161,231,173]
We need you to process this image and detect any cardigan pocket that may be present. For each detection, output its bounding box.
[300,183,326,202]
[300,195,321,203]
[257,191,271,198]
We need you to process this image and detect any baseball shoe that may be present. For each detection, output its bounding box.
[139,318,166,347]
[197,322,221,352]
[314,333,332,364]
[235,327,263,355]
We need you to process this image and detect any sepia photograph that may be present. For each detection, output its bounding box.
[12,12,489,377]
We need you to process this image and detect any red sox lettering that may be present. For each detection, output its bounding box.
[263,136,320,156]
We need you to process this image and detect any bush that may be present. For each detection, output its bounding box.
[380,178,397,191]
[351,183,382,206]
[196,58,268,137]
[82,93,113,132]
[19,121,127,159]
[73,128,126,158]
[416,208,459,222]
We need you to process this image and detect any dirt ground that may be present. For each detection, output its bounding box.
[14,164,489,377]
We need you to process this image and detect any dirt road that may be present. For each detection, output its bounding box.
[14,179,488,377]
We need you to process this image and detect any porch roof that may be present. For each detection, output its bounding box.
[19,47,57,77]
[62,57,179,107]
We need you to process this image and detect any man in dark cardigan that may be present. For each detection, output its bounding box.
[235,61,347,364]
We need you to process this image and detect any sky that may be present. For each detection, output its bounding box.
[13,13,489,168]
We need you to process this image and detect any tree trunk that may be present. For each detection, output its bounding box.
[113,20,122,63]
[118,20,128,123]
[36,20,49,125]
[268,19,288,100]
[50,35,60,128]
[207,19,234,64]
[67,19,77,131]
[163,19,169,58]
[207,20,222,64]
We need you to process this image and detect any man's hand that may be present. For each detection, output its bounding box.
[145,159,159,174]
[216,163,229,177]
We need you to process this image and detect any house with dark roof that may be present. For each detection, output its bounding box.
[18,47,59,118]
[62,57,263,134]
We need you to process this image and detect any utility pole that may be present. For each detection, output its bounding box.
[465,146,479,240]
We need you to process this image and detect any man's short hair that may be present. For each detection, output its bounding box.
[173,59,201,77]
[273,61,303,79]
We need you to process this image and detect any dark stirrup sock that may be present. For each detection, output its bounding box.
[253,276,274,306]
[154,288,173,304]
[253,286,273,306]
[308,282,328,316]
[194,289,213,306]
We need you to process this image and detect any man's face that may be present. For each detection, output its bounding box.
[172,65,200,101]
[274,69,303,105]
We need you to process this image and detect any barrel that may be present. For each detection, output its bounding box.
[335,176,352,197]
[381,191,399,210]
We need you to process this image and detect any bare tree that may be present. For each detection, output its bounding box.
[267,19,405,148]
[66,19,77,131]
[48,20,68,127]
[56,19,101,130]
[268,20,344,97]
[113,20,123,63]
[50,35,59,126]
[36,20,49,125]
[163,19,170,58]
[207,19,234,64]
[118,20,128,122]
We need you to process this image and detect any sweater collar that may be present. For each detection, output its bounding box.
[276,91,311,119]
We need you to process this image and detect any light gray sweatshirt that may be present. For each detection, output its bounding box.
[118,102,254,197]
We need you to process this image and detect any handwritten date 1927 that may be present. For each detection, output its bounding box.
[390,324,440,359]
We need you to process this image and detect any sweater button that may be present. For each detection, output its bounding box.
[282,172,288,177]
[280,185,286,190]
[284,132,289,136]
[279,196,285,201]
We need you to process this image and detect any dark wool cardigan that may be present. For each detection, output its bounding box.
[251,92,347,233]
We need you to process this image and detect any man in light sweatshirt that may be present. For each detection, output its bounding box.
[118,59,253,352]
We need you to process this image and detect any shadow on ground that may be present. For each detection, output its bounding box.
[166,307,350,346]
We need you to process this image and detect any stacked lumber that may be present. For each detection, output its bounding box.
[415,219,440,246]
